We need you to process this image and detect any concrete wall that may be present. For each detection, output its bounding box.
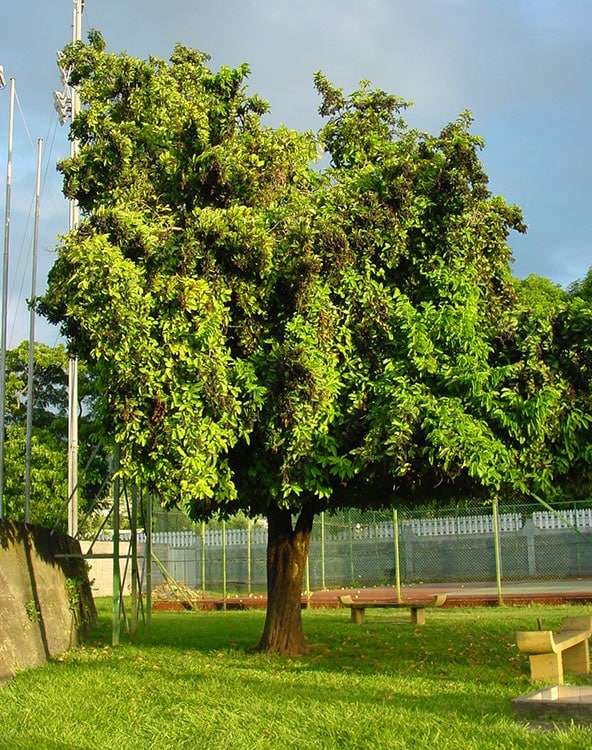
[0,520,96,685]
[80,540,141,597]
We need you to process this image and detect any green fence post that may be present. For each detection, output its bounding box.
[222,519,227,610]
[575,501,582,577]
[375,511,380,581]
[393,508,402,602]
[492,497,504,605]
[130,483,138,636]
[348,510,355,585]
[201,521,206,592]
[320,512,326,589]
[145,490,152,625]
[247,518,252,595]
[112,444,121,646]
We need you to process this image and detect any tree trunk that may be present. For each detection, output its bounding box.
[255,504,315,655]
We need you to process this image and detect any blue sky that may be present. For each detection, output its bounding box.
[1,0,591,346]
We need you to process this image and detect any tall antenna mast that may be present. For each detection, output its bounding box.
[0,76,15,518]
[68,0,84,537]
[24,138,43,522]
[54,0,85,535]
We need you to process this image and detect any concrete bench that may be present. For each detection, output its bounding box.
[516,616,592,684]
[338,593,447,626]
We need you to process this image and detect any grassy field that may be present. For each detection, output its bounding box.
[1,600,592,749]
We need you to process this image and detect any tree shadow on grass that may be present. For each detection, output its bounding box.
[1,736,88,750]
[87,603,528,688]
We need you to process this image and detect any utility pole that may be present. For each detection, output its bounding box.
[25,138,43,522]
[68,0,84,538]
[55,0,84,536]
[0,76,15,518]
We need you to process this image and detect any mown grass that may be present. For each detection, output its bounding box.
[2,600,592,749]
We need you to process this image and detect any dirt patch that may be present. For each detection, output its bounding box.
[151,582,268,611]
[149,581,592,613]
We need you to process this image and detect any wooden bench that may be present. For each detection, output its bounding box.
[516,616,592,684]
[338,594,447,626]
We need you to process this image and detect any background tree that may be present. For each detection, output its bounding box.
[3,341,108,530]
[40,34,592,654]
[503,271,592,502]
[567,266,592,303]
[514,273,566,319]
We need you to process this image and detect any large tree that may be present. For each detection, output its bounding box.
[41,33,592,654]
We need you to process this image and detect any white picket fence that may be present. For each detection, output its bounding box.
[532,507,592,530]
[135,527,269,548]
[332,513,522,540]
[113,508,592,547]
[404,513,524,536]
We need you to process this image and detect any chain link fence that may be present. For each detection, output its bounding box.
[143,499,592,596]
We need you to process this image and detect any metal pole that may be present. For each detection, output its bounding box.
[222,519,227,610]
[112,449,121,643]
[130,484,138,635]
[492,497,504,606]
[320,512,326,589]
[374,512,380,581]
[24,139,43,522]
[67,0,83,537]
[67,357,78,536]
[348,510,354,584]
[393,508,402,602]
[246,518,252,596]
[145,491,152,624]
[112,444,121,646]
[201,521,206,592]
[0,77,15,518]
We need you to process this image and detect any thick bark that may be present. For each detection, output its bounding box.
[255,504,315,655]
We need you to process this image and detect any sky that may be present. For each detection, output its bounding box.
[1,0,591,347]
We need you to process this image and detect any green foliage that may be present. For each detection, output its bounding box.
[40,33,592,530]
[501,272,592,500]
[24,600,40,623]
[514,274,567,319]
[65,577,81,611]
[64,576,95,630]
[3,341,110,530]
[3,423,68,527]
[568,266,592,302]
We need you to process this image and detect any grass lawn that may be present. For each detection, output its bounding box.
[1,600,592,748]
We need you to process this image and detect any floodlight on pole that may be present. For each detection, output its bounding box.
[53,89,71,126]
[56,52,72,87]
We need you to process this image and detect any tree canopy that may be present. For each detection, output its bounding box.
[40,32,592,652]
